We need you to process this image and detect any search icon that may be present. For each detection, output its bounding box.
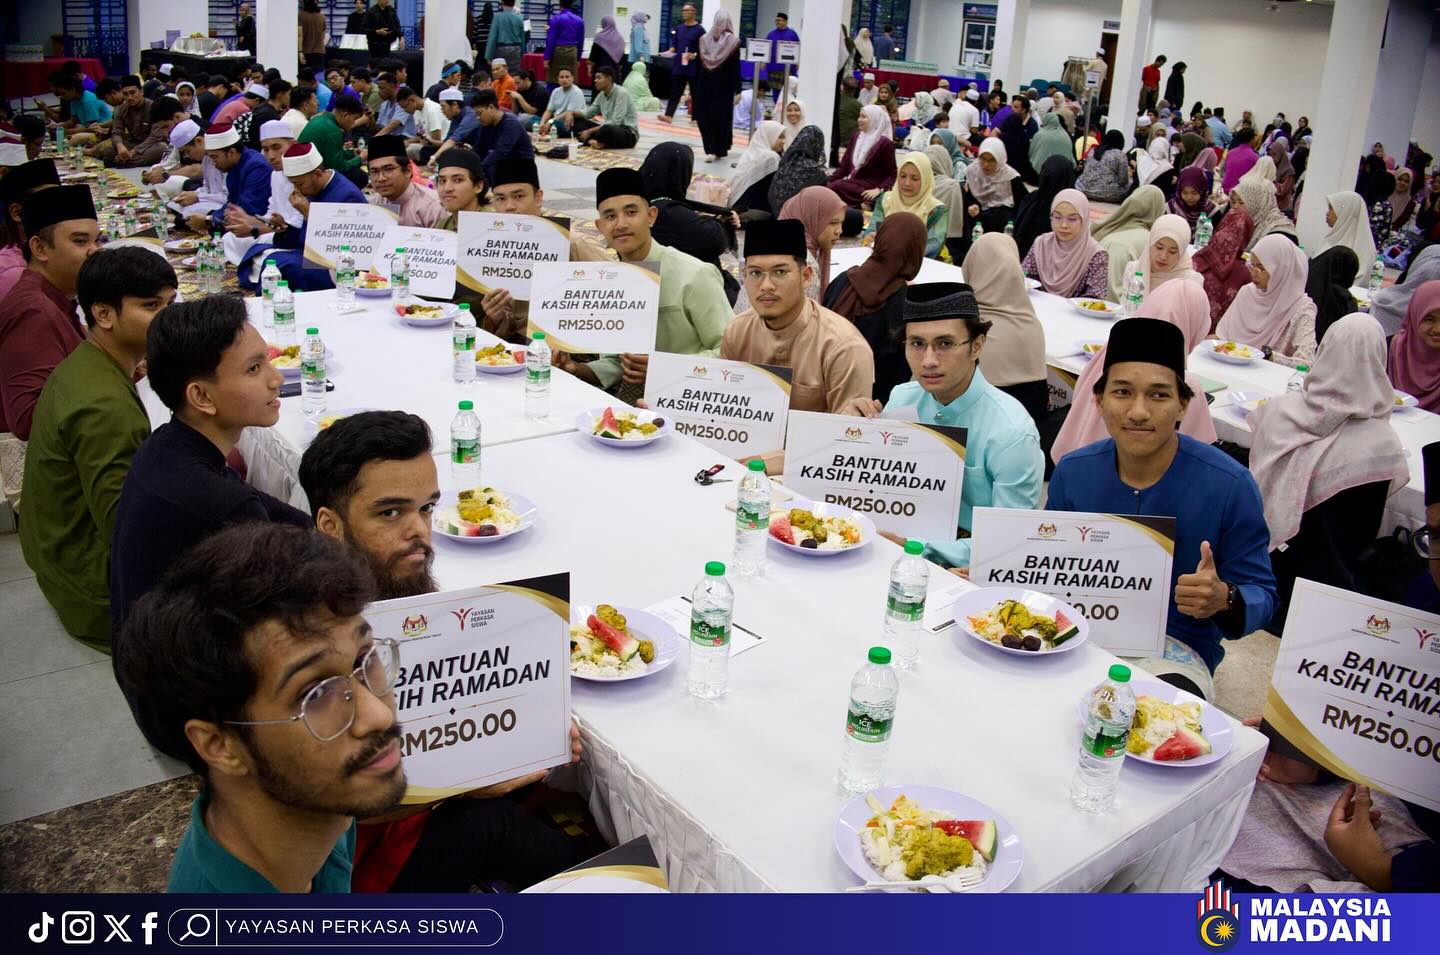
[179,913,212,943]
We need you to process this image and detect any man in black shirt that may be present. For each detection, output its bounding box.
[346,0,368,35]
[364,0,402,60]
[236,3,257,56]
[196,74,229,125]
[110,296,310,651]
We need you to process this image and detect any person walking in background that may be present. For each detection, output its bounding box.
[545,0,585,85]
[588,16,629,83]
[1163,61,1187,115]
[693,11,740,162]
[630,13,653,64]
[1141,54,1165,112]
[236,3,256,56]
[872,24,897,62]
[345,0,368,36]
[660,3,706,125]
[485,0,527,74]
[299,2,329,75]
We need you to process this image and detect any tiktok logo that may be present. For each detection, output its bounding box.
[28,912,54,942]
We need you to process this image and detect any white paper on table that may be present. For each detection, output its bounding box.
[643,595,765,656]
[645,353,794,460]
[921,578,973,633]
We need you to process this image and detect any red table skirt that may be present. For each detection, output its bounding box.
[867,68,939,99]
[520,52,591,86]
[0,57,106,100]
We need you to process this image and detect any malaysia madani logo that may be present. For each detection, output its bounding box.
[400,614,428,637]
[1365,615,1391,636]
[1196,879,1241,951]
[1036,523,1057,538]
[843,427,863,440]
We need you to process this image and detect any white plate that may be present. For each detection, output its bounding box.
[268,345,332,380]
[576,407,671,448]
[1227,390,1274,419]
[396,301,458,327]
[1069,297,1121,318]
[951,587,1089,656]
[1077,340,1105,360]
[1205,340,1261,365]
[1394,391,1419,411]
[432,489,537,543]
[1075,679,1234,767]
[767,500,874,557]
[1350,285,1372,309]
[475,348,528,374]
[164,238,199,253]
[834,785,1024,893]
[1024,277,1042,291]
[180,255,197,269]
[305,407,377,438]
[355,283,392,297]
[568,606,683,682]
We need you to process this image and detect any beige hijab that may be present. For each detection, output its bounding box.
[964,233,1047,386]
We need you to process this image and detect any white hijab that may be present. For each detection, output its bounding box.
[779,99,810,155]
[850,104,892,169]
[854,28,875,66]
[1314,191,1377,265]
[963,138,1019,209]
[1135,137,1173,187]
[727,120,784,206]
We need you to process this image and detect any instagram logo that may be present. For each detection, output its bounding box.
[62,911,95,943]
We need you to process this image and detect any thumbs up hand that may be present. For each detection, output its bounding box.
[1175,540,1229,619]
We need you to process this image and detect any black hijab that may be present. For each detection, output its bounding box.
[768,125,829,212]
[640,141,693,201]
[1095,128,1125,159]
[1010,154,1076,258]
[1306,246,1360,344]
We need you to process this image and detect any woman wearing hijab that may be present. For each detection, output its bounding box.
[874,83,899,126]
[1010,155,1075,259]
[1229,178,1296,251]
[1134,135,1176,195]
[174,81,202,118]
[725,119,784,212]
[1091,184,1167,300]
[1167,166,1215,230]
[639,142,741,305]
[852,27,875,69]
[1313,191,1376,265]
[1305,246,1360,344]
[621,61,662,112]
[863,152,948,259]
[930,128,968,173]
[924,144,971,263]
[1222,127,1261,193]
[1268,140,1297,217]
[1386,280,1440,412]
[588,16,628,82]
[1022,188,1108,299]
[1125,213,1202,299]
[1390,168,1418,232]
[1075,129,1130,203]
[822,212,926,401]
[907,91,938,133]
[1239,155,1276,186]
[1027,111,1074,182]
[629,12,652,63]
[1193,208,1255,330]
[1361,169,1397,248]
[1251,313,1409,631]
[1187,146,1220,196]
[693,11,741,162]
[774,99,807,150]
[826,104,897,209]
[768,125,829,214]
[1050,281,1218,465]
[961,138,1023,254]
[779,185,846,301]
[1216,234,1317,367]
[965,233,1049,425]
[1372,245,1440,335]
[1175,131,1206,171]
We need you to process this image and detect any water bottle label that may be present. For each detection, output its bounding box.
[886,589,925,621]
[689,614,731,648]
[1081,719,1129,758]
[526,366,551,385]
[735,500,766,531]
[301,360,322,379]
[451,437,479,465]
[846,701,892,743]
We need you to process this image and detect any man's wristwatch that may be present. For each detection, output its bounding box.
[1225,581,1239,610]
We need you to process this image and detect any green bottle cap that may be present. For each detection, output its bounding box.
[276,280,288,288]
[704,561,726,576]
[458,400,473,410]
[458,302,470,310]
[868,646,892,665]
[340,245,350,251]
[1296,365,1309,372]
[396,247,407,253]
[903,539,924,555]
[532,331,545,340]
[747,459,765,472]
[305,327,318,335]
[1108,664,1131,683]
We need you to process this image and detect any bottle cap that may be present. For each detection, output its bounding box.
[1107,663,1131,683]
[276,280,288,288]
[458,302,470,310]
[704,560,726,577]
[903,539,924,555]
[532,331,545,340]
[340,245,350,251]
[1296,364,1310,372]
[458,400,473,410]
[396,247,407,253]
[868,646,892,665]
[305,327,318,335]
[747,459,765,472]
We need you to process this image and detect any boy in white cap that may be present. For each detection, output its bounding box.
[858,73,878,107]
[224,120,306,266]
[182,123,271,233]
[144,118,206,196]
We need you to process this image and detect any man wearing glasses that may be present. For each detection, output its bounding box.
[841,282,1043,569]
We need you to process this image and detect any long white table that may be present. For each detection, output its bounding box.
[429,430,1266,892]
[830,247,1439,534]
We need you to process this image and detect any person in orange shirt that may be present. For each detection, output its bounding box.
[489,58,518,111]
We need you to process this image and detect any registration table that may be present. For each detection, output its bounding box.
[427,430,1267,892]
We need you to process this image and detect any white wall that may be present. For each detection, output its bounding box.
[128,0,210,79]
[1409,26,1440,155]
[1018,0,1119,87]
[911,0,965,73]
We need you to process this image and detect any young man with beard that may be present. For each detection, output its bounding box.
[297,412,591,892]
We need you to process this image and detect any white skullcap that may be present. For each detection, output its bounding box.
[159,63,173,75]
[259,120,294,141]
[203,124,240,149]
[1136,116,1152,128]
[491,57,507,66]
[965,89,979,101]
[170,119,201,147]
[862,73,875,81]
[246,83,269,99]
[282,142,323,176]
[938,79,949,88]
[439,88,465,102]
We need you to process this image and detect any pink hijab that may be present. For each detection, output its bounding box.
[1215,234,1310,348]
[779,185,846,291]
[1252,313,1408,550]
[1386,280,1440,413]
[1050,281,1218,464]
[1030,188,1103,296]
[1134,213,1200,296]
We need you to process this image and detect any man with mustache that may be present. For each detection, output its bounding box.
[298,412,590,891]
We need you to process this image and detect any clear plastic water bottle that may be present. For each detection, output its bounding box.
[272,280,297,346]
[122,206,138,237]
[206,238,223,294]
[154,205,170,241]
[301,327,327,417]
[971,222,983,243]
[838,647,900,793]
[1286,363,1309,393]
[1368,255,1385,300]
[335,245,356,306]
[525,331,551,419]
[1003,219,1015,237]
[450,399,481,482]
[260,257,281,329]
[1069,663,1136,813]
[194,239,211,293]
[1123,268,1145,318]
[1194,213,1213,249]
[54,125,66,153]
[687,561,734,700]
[732,459,771,578]
[452,302,477,384]
[391,246,411,306]
[884,540,930,669]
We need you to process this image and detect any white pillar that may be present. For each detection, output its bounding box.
[795,0,840,156]
[256,0,298,78]
[424,0,472,87]
[1363,0,1433,161]
[990,0,1030,90]
[128,0,209,76]
[1108,0,1153,149]
[1297,0,1388,250]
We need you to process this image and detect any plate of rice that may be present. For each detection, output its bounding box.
[1205,340,1261,365]
[396,301,458,327]
[767,502,872,556]
[476,342,527,374]
[569,604,682,682]
[432,487,536,543]
[1075,680,1233,767]
[952,587,1088,656]
[1069,297,1121,318]
[578,406,671,447]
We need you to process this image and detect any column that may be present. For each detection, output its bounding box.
[795,0,840,157]
[424,0,472,87]
[1363,0,1433,160]
[255,0,298,78]
[127,0,208,76]
[1107,0,1153,150]
[1297,0,1387,250]
[989,0,1031,89]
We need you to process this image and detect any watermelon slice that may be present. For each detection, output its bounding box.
[587,614,639,661]
[1153,726,1212,762]
[1051,609,1080,646]
[596,407,623,439]
[935,819,997,862]
[769,513,795,545]
[512,349,526,364]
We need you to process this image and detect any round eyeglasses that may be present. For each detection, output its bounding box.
[226,639,401,742]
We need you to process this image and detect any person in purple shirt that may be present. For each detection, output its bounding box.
[765,12,799,71]
[660,2,705,123]
[545,0,585,86]
[182,124,272,233]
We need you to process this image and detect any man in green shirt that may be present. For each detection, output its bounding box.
[116,523,406,893]
[555,168,731,396]
[19,247,177,651]
[563,67,639,150]
[299,94,368,187]
[485,0,527,72]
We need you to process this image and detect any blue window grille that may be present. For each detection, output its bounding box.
[850,0,912,60]
[61,0,130,76]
